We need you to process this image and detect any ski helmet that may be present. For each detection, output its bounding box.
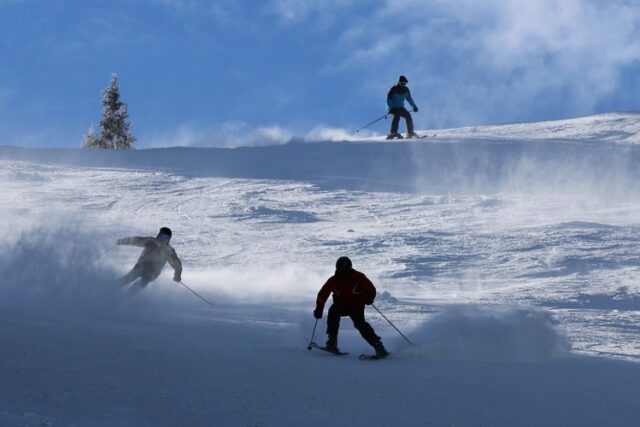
[158,227,172,240]
[335,256,352,273]
[398,75,408,84]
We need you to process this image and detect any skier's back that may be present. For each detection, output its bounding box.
[314,256,389,358]
[117,227,182,291]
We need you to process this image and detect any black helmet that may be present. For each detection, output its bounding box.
[335,256,352,274]
[158,227,172,240]
[398,75,408,84]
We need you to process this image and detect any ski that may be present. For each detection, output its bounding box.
[358,353,390,360]
[385,133,435,141]
[308,342,348,356]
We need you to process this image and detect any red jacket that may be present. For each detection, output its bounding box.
[316,269,376,308]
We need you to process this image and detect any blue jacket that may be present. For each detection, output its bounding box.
[387,84,417,110]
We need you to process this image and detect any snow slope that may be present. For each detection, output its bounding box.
[2,112,640,426]
[429,111,640,144]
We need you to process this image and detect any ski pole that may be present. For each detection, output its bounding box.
[371,303,413,345]
[307,319,319,350]
[355,113,389,133]
[95,245,116,261]
[179,281,215,308]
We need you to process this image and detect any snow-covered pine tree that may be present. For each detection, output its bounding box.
[83,73,136,149]
[82,123,106,148]
[99,73,136,149]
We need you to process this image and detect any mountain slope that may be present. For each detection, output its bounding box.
[2,112,640,426]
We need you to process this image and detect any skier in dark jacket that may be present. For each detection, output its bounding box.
[314,256,389,357]
[117,227,182,291]
[386,75,419,140]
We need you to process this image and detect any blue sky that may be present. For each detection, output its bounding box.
[1,0,640,148]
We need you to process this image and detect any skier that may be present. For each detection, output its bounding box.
[386,75,419,140]
[117,227,182,291]
[313,256,389,358]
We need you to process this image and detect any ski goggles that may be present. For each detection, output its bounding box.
[157,233,171,241]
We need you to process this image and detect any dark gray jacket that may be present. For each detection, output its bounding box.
[117,236,182,281]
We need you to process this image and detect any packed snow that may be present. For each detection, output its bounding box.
[2,113,640,426]
[431,112,640,144]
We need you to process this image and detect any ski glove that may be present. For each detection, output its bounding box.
[365,297,374,305]
[413,107,419,113]
[313,306,323,319]
[116,238,126,245]
[173,274,181,283]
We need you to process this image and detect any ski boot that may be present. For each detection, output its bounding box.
[386,133,403,140]
[373,341,390,358]
[325,337,341,354]
[406,132,420,139]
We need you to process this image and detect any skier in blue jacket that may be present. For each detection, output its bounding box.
[386,75,419,139]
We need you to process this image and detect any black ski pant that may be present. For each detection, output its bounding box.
[326,303,380,347]
[390,107,414,135]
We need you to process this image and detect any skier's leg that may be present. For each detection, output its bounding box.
[127,278,142,293]
[397,108,414,136]
[349,306,380,347]
[351,307,389,356]
[136,269,157,290]
[405,111,415,135]
[390,111,401,135]
[128,278,150,293]
[326,304,345,349]
[118,266,141,286]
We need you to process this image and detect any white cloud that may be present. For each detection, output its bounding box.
[149,0,259,25]
[334,35,403,70]
[329,0,640,125]
[146,0,640,118]
[269,0,317,21]
[267,0,363,22]
[480,1,640,72]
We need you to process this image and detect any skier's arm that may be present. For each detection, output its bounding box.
[316,281,333,307]
[363,274,376,305]
[406,91,418,111]
[116,236,151,247]
[316,279,334,308]
[314,280,332,319]
[168,249,182,282]
[386,87,395,110]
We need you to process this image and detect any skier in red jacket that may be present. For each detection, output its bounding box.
[314,257,389,357]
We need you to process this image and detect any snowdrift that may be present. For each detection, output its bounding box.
[400,305,571,362]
